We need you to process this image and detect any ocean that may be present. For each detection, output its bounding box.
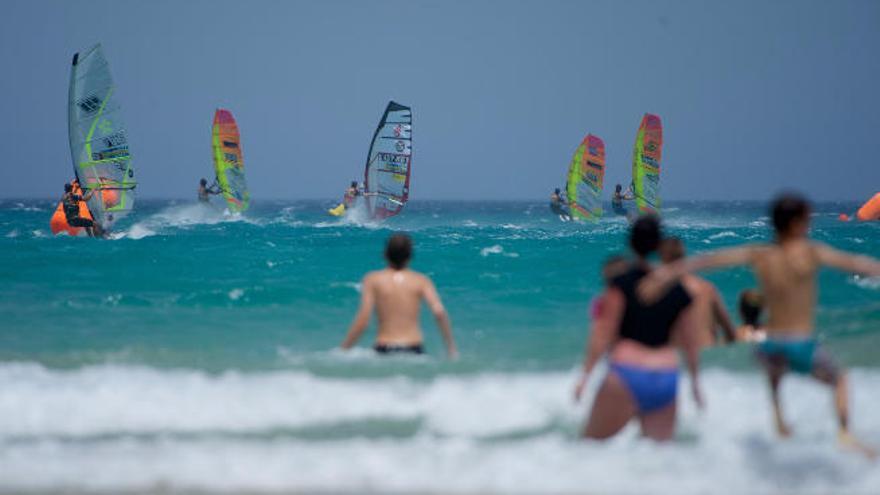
[1,198,878,494]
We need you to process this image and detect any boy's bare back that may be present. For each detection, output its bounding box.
[750,239,819,335]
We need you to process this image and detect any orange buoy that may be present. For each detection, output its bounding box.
[856,192,880,222]
[838,213,850,222]
[102,189,120,209]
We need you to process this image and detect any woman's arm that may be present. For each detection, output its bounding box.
[574,288,624,401]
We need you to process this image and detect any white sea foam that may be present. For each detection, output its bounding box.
[480,245,504,256]
[851,275,880,290]
[708,231,740,240]
[0,364,878,493]
[228,288,245,301]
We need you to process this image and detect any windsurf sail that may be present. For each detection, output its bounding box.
[212,109,250,212]
[364,101,412,219]
[565,134,605,221]
[631,113,663,215]
[68,44,136,230]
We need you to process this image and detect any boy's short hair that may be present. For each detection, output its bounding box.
[385,234,412,269]
[771,193,811,235]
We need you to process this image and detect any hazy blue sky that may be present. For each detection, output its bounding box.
[2,0,878,201]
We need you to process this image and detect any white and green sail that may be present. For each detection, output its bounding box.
[68,44,135,230]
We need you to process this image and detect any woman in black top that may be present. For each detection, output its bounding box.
[574,216,703,441]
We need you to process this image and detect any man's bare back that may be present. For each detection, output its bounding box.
[341,234,457,358]
[366,268,437,346]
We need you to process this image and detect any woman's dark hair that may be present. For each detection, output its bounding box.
[385,233,412,269]
[629,215,661,257]
[64,183,73,193]
[771,193,810,235]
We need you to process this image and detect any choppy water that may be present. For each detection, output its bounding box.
[1,198,878,494]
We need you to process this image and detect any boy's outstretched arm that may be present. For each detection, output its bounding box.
[815,243,880,277]
[639,246,757,303]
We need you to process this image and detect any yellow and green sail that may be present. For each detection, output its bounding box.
[211,109,249,212]
[631,113,663,215]
[565,134,605,221]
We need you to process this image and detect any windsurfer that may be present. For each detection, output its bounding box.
[62,182,100,238]
[198,178,221,203]
[341,234,458,359]
[343,181,362,207]
[611,184,634,216]
[640,193,880,457]
[550,188,570,219]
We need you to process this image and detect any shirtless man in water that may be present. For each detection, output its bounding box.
[659,237,736,348]
[341,234,458,358]
[641,193,880,457]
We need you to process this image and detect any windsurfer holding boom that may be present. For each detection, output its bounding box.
[611,183,635,216]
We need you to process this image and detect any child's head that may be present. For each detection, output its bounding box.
[738,289,763,327]
[771,193,811,239]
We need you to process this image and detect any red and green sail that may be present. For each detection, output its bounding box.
[212,109,250,212]
[631,114,662,215]
[565,134,605,221]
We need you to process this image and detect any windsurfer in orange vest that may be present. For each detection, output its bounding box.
[61,182,100,238]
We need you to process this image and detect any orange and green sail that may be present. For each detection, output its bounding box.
[212,109,249,212]
[565,134,605,221]
[631,113,662,215]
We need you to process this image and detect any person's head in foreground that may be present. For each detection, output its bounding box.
[351,180,358,188]
[200,178,208,187]
[658,237,685,264]
[385,233,412,270]
[615,184,623,193]
[64,183,73,193]
[738,289,763,328]
[772,193,811,240]
[554,188,561,195]
[629,214,661,259]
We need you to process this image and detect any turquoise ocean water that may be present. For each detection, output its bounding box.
[1,198,878,494]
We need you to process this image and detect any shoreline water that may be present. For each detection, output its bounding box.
[1,199,878,493]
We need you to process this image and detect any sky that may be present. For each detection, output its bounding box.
[1,0,878,201]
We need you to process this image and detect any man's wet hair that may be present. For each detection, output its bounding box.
[554,188,561,194]
[738,289,763,327]
[385,233,412,269]
[64,183,73,193]
[200,178,207,186]
[616,184,622,192]
[629,215,661,257]
[659,237,686,262]
[351,181,358,187]
[771,193,811,235]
